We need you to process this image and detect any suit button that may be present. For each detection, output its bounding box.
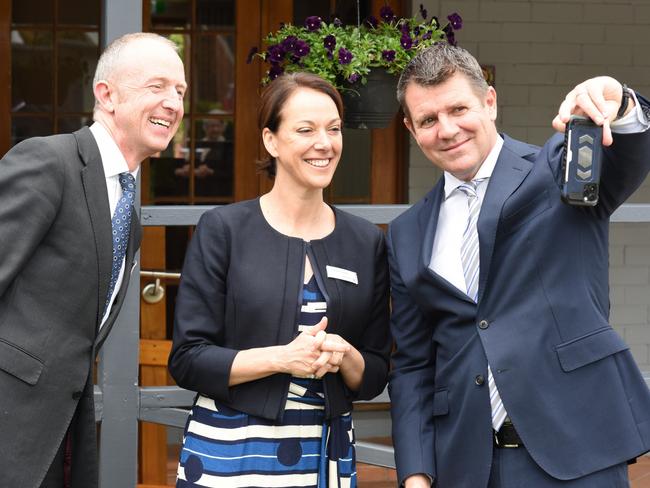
[72,391,83,400]
[478,319,489,329]
[475,375,485,386]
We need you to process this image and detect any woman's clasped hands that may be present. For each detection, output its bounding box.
[282,317,351,379]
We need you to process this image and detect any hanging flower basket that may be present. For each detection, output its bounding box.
[248,7,463,129]
[341,68,399,129]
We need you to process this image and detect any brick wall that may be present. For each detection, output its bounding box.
[408,0,650,369]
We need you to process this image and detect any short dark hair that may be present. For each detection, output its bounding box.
[397,43,488,119]
[257,72,344,178]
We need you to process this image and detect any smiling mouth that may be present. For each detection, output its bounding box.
[150,117,171,128]
[305,159,330,168]
[442,139,469,151]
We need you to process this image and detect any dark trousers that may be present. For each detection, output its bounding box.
[488,445,629,488]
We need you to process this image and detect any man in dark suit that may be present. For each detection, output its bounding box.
[0,32,186,488]
[388,43,650,487]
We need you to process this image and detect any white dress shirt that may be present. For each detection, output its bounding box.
[429,94,649,294]
[89,122,139,328]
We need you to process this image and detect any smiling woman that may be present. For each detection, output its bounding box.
[168,72,391,488]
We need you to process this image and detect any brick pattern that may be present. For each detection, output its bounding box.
[409,1,650,371]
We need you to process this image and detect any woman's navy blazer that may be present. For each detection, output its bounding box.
[169,198,391,420]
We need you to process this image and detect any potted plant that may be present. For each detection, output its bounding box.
[248,5,462,128]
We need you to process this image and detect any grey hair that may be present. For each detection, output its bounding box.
[92,33,179,111]
[397,43,489,118]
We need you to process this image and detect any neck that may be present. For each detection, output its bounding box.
[93,116,142,172]
[261,183,333,240]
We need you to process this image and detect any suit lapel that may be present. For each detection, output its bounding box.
[419,178,474,302]
[76,127,113,329]
[477,135,536,302]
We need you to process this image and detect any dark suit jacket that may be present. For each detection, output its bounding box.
[169,198,391,420]
[0,127,141,488]
[388,108,650,487]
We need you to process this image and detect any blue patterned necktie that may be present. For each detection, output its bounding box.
[458,179,507,431]
[103,172,136,316]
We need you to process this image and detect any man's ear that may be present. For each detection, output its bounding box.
[485,86,498,122]
[93,81,115,113]
[403,117,416,138]
[262,128,278,158]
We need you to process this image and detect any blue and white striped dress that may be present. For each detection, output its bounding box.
[176,276,356,488]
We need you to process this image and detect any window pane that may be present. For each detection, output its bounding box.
[58,32,99,112]
[12,116,52,146]
[58,0,100,27]
[194,118,234,201]
[330,129,371,203]
[12,0,53,25]
[151,0,191,30]
[196,0,235,29]
[147,117,190,203]
[193,34,234,115]
[163,33,191,114]
[58,116,93,135]
[12,30,53,112]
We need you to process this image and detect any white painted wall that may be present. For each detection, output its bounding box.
[408,0,650,370]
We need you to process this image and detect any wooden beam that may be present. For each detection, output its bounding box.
[0,1,11,154]
[140,339,172,367]
[234,0,263,201]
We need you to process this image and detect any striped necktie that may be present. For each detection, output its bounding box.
[103,172,136,317]
[458,180,508,431]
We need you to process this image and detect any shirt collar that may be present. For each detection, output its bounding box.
[89,122,139,179]
[443,135,504,199]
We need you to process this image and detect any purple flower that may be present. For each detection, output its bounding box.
[338,47,353,65]
[379,5,395,23]
[382,49,396,62]
[294,39,310,57]
[400,34,413,50]
[280,35,298,52]
[414,26,421,36]
[324,34,336,51]
[419,4,428,20]
[443,24,457,46]
[400,23,410,34]
[348,73,360,84]
[266,44,285,63]
[269,64,284,80]
[365,15,378,28]
[305,15,322,31]
[326,50,333,60]
[422,30,432,40]
[246,46,258,64]
[447,12,463,30]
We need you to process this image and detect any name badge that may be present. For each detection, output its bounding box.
[326,265,358,285]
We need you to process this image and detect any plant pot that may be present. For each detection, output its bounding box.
[342,69,400,129]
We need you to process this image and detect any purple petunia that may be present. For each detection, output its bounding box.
[338,47,353,65]
[246,46,258,64]
[419,4,428,20]
[348,73,360,83]
[280,35,298,52]
[447,12,463,30]
[443,24,457,46]
[266,44,285,63]
[365,15,378,28]
[305,15,322,31]
[324,34,336,51]
[400,34,413,50]
[422,30,432,40]
[294,39,310,57]
[269,64,284,80]
[382,50,396,62]
[379,5,395,23]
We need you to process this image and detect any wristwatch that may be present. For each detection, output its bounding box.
[616,84,632,119]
